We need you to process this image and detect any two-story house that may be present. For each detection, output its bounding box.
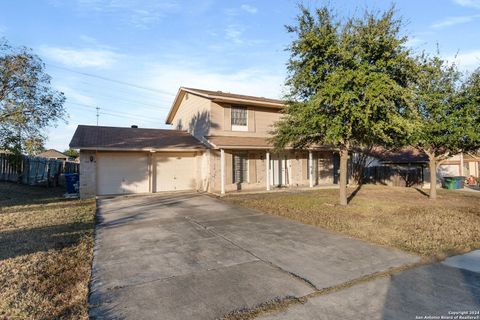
[70,87,338,198]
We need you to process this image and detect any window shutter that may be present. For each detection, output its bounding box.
[233,153,248,183]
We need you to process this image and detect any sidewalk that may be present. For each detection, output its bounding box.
[256,250,480,320]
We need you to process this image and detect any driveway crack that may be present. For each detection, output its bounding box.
[185,216,319,292]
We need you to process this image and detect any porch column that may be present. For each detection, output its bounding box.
[220,149,225,195]
[459,152,464,176]
[266,151,271,191]
[309,150,313,188]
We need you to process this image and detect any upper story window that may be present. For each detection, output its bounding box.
[231,106,247,131]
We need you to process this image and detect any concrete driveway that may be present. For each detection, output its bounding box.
[89,193,419,319]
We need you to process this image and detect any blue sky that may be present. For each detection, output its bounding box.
[1,0,480,151]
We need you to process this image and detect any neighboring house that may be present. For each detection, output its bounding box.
[37,149,69,161]
[366,147,480,187]
[70,87,338,198]
[363,147,429,187]
[439,153,480,178]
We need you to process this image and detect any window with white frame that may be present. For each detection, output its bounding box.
[231,106,248,131]
[233,153,248,183]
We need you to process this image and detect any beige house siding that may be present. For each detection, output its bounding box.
[317,151,335,184]
[171,95,282,138]
[171,93,212,139]
[209,102,282,137]
[247,106,256,132]
[253,107,282,136]
[222,106,231,131]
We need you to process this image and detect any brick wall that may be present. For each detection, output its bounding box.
[79,150,96,198]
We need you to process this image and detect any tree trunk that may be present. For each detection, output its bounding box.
[429,156,437,200]
[339,147,349,206]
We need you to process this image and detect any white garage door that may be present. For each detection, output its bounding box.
[155,153,196,192]
[97,152,149,195]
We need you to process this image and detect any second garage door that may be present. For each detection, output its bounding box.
[97,152,150,195]
[155,153,196,192]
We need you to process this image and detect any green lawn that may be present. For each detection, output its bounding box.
[225,185,480,258]
[0,182,96,319]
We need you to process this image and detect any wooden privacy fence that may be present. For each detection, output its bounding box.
[363,165,424,187]
[0,153,79,186]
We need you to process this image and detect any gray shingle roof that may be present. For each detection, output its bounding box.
[183,87,284,105]
[69,125,206,150]
[368,147,428,164]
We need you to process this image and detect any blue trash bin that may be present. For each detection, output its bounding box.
[454,176,465,189]
[64,173,79,194]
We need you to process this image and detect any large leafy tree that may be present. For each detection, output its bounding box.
[272,6,415,205]
[411,56,480,199]
[0,39,66,155]
[63,148,79,159]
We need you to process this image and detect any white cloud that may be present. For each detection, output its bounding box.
[225,4,258,16]
[240,4,258,14]
[453,0,480,8]
[431,14,480,28]
[225,25,245,44]
[129,9,162,29]
[446,49,480,69]
[57,85,96,105]
[51,0,179,29]
[39,47,122,68]
[404,36,423,48]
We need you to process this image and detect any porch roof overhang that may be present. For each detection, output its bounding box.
[206,136,272,149]
[78,147,205,152]
[205,135,334,151]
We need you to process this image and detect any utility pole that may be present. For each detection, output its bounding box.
[96,106,100,126]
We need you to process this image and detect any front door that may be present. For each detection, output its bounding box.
[270,154,290,187]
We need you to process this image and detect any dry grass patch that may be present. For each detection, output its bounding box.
[0,182,96,319]
[225,185,480,258]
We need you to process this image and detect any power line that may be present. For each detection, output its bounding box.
[74,78,168,103]
[62,84,173,111]
[68,101,164,123]
[99,111,162,125]
[68,101,162,118]
[67,81,170,109]
[73,104,162,125]
[46,63,176,97]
